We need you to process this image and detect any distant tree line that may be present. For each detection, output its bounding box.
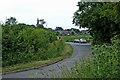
[54,27,81,36]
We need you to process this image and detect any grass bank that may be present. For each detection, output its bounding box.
[2,43,73,73]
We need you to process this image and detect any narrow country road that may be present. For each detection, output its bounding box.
[3,42,92,78]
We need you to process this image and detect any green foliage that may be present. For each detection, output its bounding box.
[36,19,46,29]
[71,32,74,35]
[47,28,52,31]
[5,17,17,26]
[61,34,120,78]
[37,24,44,29]
[72,28,80,34]
[55,27,63,31]
[100,2,120,24]
[66,28,80,34]
[39,19,46,25]
[73,2,120,44]
[2,24,65,67]
[55,32,60,36]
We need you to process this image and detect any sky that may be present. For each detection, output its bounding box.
[0,0,87,30]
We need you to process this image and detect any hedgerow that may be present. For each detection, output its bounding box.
[2,25,65,67]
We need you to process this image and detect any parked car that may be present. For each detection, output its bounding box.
[80,39,87,43]
[73,39,80,43]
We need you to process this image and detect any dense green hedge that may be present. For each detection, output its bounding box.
[2,25,65,67]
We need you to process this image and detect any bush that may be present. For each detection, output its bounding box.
[2,25,64,67]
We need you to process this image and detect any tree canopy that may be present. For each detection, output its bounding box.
[36,19,46,29]
[5,17,18,26]
[73,2,120,44]
[66,28,80,34]
[55,27,63,31]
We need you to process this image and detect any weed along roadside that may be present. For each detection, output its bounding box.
[2,43,73,74]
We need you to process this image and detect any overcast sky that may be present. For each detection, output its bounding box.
[0,0,84,29]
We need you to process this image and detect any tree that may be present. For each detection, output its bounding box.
[73,2,120,44]
[66,28,80,34]
[55,27,63,31]
[100,2,120,23]
[55,32,60,36]
[27,24,36,28]
[36,18,46,29]
[99,2,120,38]
[72,32,74,35]
[66,29,71,31]
[39,19,46,25]
[47,28,52,31]
[5,17,17,26]
[72,28,80,34]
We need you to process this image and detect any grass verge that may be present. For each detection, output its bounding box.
[2,43,73,73]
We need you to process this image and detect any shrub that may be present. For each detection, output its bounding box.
[2,25,64,67]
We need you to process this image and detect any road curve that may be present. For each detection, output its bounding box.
[3,42,92,78]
